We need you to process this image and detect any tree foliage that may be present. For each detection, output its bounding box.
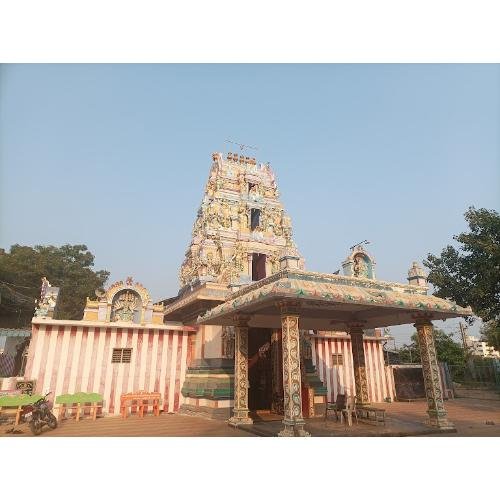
[398,329,466,366]
[0,244,109,326]
[424,207,500,324]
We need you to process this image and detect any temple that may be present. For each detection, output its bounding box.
[2,151,472,436]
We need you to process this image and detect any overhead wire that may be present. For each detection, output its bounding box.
[0,279,40,290]
[0,283,37,304]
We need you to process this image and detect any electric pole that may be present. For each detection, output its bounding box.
[459,322,468,351]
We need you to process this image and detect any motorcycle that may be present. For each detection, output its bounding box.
[21,392,58,435]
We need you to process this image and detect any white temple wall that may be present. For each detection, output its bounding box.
[311,335,394,403]
[200,324,223,359]
[23,320,195,415]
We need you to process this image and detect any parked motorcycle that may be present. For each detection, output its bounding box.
[21,392,58,435]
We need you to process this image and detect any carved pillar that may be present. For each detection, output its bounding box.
[414,313,454,429]
[228,315,253,426]
[247,253,253,279]
[349,322,370,405]
[278,301,310,437]
[271,329,283,414]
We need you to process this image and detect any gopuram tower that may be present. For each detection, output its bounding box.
[163,151,305,419]
[179,151,304,288]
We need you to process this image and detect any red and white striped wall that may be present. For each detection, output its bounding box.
[23,319,196,415]
[311,334,394,403]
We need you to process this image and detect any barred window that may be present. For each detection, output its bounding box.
[112,348,132,363]
[332,353,344,366]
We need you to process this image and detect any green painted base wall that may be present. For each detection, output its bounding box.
[181,358,234,400]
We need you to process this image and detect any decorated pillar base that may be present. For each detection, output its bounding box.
[277,426,295,437]
[414,313,454,430]
[228,413,253,426]
[427,410,454,430]
[278,419,311,437]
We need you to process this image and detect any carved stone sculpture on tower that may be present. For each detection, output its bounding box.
[238,202,248,230]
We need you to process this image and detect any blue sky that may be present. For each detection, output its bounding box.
[1,64,499,344]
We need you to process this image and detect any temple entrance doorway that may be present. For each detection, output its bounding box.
[251,253,267,281]
[248,328,284,420]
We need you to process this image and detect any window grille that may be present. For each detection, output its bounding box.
[332,353,344,366]
[112,348,132,363]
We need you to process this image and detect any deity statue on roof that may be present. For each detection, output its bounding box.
[353,254,368,278]
[342,245,376,280]
[111,290,138,322]
[238,202,248,230]
[248,183,262,201]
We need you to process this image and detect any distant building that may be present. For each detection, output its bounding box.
[0,328,31,377]
[465,335,500,358]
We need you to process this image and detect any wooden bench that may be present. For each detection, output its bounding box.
[55,393,103,422]
[356,406,386,426]
[120,391,161,418]
[0,394,43,425]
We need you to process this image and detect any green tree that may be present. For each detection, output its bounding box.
[398,329,466,366]
[424,207,500,348]
[0,244,109,326]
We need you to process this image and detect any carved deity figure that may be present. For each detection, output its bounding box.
[207,200,221,228]
[205,252,216,276]
[206,178,216,197]
[353,254,368,278]
[180,246,206,285]
[238,172,247,195]
[268,250,280,274]
[264,185,277,198]
[192,215,203,237]
[220,200,232,228]
[180,257,194,285]
[238,203,248,230]
[34,277,60,317]
[221,326,235,358]
[248,183,262,201]
[260,205,272,233]
[112,290,138,322]
[271,208,283,236]
[300,331,313,361]
[217,261,240,284]
[281,213,293,243]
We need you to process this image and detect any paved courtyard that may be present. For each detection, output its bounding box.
[1,412,251,437]
[1,397,499,437]
[377,397,500,437]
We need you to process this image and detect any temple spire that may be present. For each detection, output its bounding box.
[178,152,304,290]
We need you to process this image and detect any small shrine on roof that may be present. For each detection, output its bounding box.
[342,244,376,280]
[83,277,165,325]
